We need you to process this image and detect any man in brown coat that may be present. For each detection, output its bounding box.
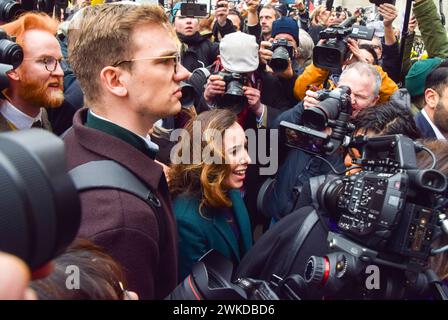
[64,3,189,299]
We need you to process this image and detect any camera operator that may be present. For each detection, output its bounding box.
[0,13,64,132]
[293,41,398,107]
[264,62,381,220]
[258,16,301,108]
[415,62,448,140]
[65,3,189,299]
[171,0,235,72]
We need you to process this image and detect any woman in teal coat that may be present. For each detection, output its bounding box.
[168,109,253,281]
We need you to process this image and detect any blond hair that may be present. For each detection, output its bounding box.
[68,3,174,105]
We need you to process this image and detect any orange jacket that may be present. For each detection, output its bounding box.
[293,64,398,104]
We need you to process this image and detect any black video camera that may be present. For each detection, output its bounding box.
[303,134,448,299]
[268,38,295,73]
[0,28,23,92]
[280,86,354,156]
[218,71,248,114]
[313,18,374,72]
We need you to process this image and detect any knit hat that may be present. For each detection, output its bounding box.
[170,2,182,24]
[405,57,443,97]
[271,16,299,45]
[219,32,259,73]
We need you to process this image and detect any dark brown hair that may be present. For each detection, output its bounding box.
[30,239,128,300]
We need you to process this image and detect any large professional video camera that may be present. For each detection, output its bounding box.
[300,134,448,299]
[313,16,374,72]
[0,28,23,92]
[0,129,81,269]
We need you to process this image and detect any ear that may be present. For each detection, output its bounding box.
[424,88,439,109]
[372,95,380,106]
[7,68,20,81]
[100,66,128,98]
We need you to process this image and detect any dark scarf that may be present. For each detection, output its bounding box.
[177,32,203,46]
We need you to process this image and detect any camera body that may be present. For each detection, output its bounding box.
[302,86,352,131]
[218,71,248,114]
[313,19,374,72]
[268,38,294,73]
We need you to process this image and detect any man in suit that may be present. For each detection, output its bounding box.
[415,62,448,140]
[64,3,189,299]
[0,13,64,132]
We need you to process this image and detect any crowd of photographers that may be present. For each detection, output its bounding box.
[0,0,448,300]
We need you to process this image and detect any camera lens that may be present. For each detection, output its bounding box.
[0,0,23,23]
[304,256,329,286]
[269,46,290,72]
[0,130,81,269]
[0,38,23,69]
[313,40,347,71]
[179,81,195,108]
[317,175,345,216]
[222,80,247,113]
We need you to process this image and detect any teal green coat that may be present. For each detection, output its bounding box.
[173,189,253,280]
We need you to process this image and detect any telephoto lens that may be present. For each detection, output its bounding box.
[0,129,81,270]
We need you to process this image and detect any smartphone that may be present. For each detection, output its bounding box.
[325,0,334,11]
[180,2,208,17]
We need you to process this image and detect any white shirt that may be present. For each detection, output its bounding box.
[89,110,160,152]
[0,100,42,130]
[422,108,447,140]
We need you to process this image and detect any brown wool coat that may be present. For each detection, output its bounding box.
[64,108,178,300]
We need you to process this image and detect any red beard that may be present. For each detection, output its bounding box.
[18,76,64,109]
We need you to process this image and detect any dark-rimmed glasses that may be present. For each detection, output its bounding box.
[23,56,66,72]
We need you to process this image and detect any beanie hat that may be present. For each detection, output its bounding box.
[219,32,259,73]
[405,57,443,97]
[271,16,299,45]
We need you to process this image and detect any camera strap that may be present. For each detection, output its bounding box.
[281,209,320,277]
[69,160,166,250]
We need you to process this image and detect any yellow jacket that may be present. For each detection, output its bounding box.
[293,63,398,104]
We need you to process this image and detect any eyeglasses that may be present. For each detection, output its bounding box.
[112,53,181,73]
[23,56,66,72]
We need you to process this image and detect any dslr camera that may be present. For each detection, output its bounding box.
[280,86,354,156]
[218,71,248,114]
[268,38,295,73]
[313,18,374,72]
